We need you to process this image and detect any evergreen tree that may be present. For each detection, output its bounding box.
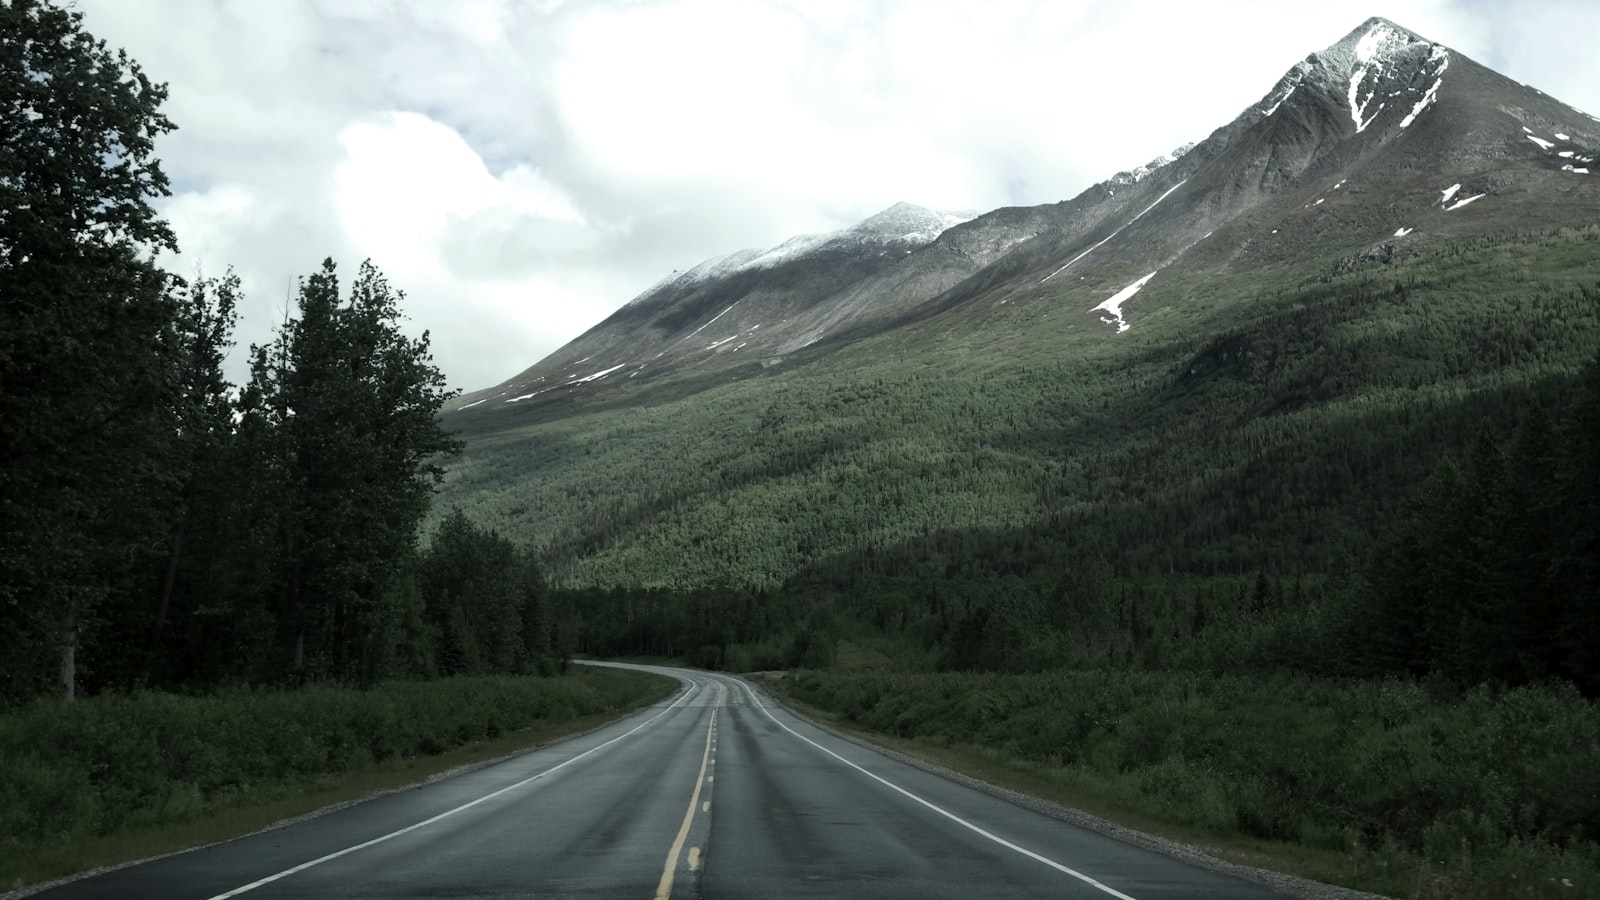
[140,271,240,686]
[1558,353,1600,692]
[1502,406,1561,682]
[1,0,180,699]
[241,259,461,684]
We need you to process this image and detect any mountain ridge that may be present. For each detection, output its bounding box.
[436,17,1600,595]
[454,16,1597,419]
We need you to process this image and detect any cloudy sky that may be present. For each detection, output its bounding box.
[74,0,1600,392]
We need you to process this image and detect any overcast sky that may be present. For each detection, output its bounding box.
[74,0,1600,392]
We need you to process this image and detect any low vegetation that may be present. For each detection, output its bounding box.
[775,668,1600,899]
[0,667,674,888]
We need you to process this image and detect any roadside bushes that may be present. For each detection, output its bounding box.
[780,669,1600,896]
[0,669,672,864]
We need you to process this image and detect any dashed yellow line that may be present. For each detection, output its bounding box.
[653,710,715,900]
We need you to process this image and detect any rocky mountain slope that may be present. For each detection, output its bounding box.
[453,16,1597,422]
[437,18,1600,589]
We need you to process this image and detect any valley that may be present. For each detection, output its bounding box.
[8,7,1600,899]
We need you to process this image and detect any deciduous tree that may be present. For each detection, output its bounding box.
[1,0,179,699]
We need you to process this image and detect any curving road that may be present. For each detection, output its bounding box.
[29,664,1290,899]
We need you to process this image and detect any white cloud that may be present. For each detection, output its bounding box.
[334,112,584,277]
[70,0,1600,392]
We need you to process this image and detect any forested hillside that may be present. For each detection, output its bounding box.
[441,227,1600,686]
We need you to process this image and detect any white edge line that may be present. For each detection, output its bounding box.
[204,680,704,900]
[733,678,1141,900]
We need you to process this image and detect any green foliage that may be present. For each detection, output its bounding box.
[0,0,181,700]
[442,229,1600,608]
[1353,364,1600,691]
[779,669,1600,898]
[2,3,476,700]
[418,509,559,677]
[0,668,672,867]
[237,259,462,684]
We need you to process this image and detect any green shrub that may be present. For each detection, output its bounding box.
[777,669,1600,898]
[0,669,671,869]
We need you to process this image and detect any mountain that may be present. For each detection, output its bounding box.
[453,202,981,410]
[437,18,1600,590]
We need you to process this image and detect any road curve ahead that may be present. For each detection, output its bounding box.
[28,664,1292,899]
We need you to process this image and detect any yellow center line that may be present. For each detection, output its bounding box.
[653,709,715,900]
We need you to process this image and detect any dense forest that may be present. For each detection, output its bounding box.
[527,266,1600,697]
[0,0,565,701]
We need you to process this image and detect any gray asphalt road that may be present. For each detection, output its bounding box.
[27,665,1291,899]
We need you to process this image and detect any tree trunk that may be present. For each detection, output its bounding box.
[59,602,77,701]
[143,516,187,686]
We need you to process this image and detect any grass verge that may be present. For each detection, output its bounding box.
[764,670,1600,900]
[1,669,676,893]
[767,690,1384,895]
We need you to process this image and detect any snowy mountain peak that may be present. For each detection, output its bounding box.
[1315,17,1437,84]
[627,204,973,302]
[849,202,977,241]
[1254,17,1448,135]
[1109,144,1197,186]
[460,14,1600,418]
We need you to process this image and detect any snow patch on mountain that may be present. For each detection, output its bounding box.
[639,203,974,304]
[683,303,739,343]
[850,201,977,241]
[1041,180,1189,284]
[1342,21,1415,132]
[1440,184,1462,204]
[1263,85,1297,117]
[1280,18,1443,135]
[1109,145,1196,186]
[1347,69,1384,133]
[1394,227,1413,237]
[628,248,766,308]
[1092,273,1157,333]
[1446,193,1485,210]
[744,233,830,271]
[1400,47,1449,127]
[1528,134,1556,150]
[572,364,625,384]
[1354,21,1405,62]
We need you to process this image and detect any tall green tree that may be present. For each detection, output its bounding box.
[241,259,461,684]
[141,271,240,686]
[419,509,521,676]
[1,0,179,699]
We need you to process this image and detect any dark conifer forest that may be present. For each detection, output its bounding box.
[1,1,564,701]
